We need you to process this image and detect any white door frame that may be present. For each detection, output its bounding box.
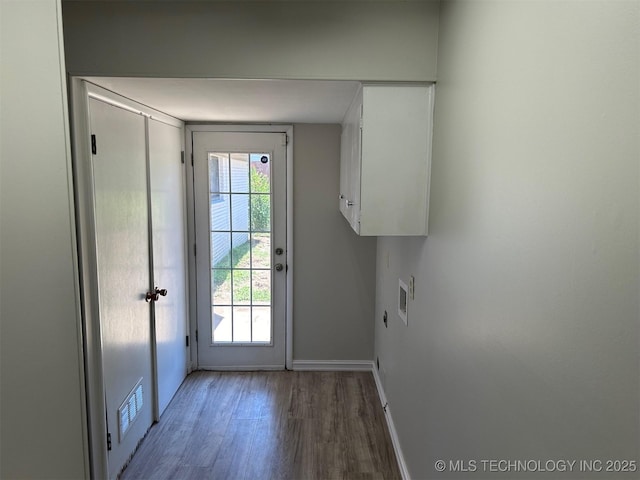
[185,124,294,370]
[69,78,185,480]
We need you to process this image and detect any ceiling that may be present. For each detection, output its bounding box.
[83,77,360,124]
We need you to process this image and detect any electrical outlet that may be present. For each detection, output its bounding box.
[398,279,408,326]
[409,275,415,300]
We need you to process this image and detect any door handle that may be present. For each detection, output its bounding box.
[145,291,159,302]
[275,263,284,272]
[146,287,167,302]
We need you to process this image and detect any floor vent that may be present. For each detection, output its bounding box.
[118,379,144,442]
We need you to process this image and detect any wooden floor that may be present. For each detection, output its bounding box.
[120,371,400,480]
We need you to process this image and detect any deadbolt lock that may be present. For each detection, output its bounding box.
[275,247,284,256]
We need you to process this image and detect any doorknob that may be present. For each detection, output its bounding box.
[275,263,284,272]
[145,291,159,302]
[146,287,167,302]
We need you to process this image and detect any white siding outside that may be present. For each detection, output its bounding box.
[210,155,250,266]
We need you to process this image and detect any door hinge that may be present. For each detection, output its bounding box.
[181,151,185,164]
[91,134,97,155]
[186,335,189,347]
[195,330,198,342]
[106,432,112,451]
[193,243,197,256]
[191,152,194,166]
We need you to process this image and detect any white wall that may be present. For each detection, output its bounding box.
[293,124,376,361]
[375,1,640,478]
[0,0,88,478]
[61,0,440,82]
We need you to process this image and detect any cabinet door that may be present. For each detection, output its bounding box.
[348,103,362,233]
[339,124,351,220]
[360,84,433,235]
[339,88,363,234]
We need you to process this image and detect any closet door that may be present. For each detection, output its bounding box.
[89,98,154,480]
[149,118,189,415]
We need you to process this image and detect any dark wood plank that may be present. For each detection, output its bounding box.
[120,371,401,480]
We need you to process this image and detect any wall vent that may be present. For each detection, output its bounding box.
[118,379,144,442]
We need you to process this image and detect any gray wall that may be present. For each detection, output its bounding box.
[61,0,440,81]
[293,124,376,360]
[0,0,88,478]
[375,1,640,478]
[59,0,433,364]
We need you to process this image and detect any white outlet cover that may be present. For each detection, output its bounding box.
[398,279,408,326]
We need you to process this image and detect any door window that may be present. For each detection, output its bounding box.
[208,152,272,344]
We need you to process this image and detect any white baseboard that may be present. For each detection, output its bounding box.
[291,360,374,371]
[197,365,285,371]
[371,364,388,406]
[371,367,411,480]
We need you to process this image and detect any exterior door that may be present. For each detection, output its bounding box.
[193,132,287,369]
[148,118,189,415]
[89,98,154,479]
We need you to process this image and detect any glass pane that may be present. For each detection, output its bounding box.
[250,153,271,193]
[210,194,230,231]
[212,306,232,342]
[252,307,271,343]
[231,194,250,231]
[230,153,249,193]
[232,269,250,305]
[252,270,271,305]
[208,152,274,345]
[212,269,231,304]
[233,307,251,342]
[210,232,231,268]
[232,234,251,268]
[251,233,271,268]
[209,153,230,193]
[250,194,270,232]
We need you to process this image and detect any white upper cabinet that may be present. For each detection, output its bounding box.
[339,83,435,236]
